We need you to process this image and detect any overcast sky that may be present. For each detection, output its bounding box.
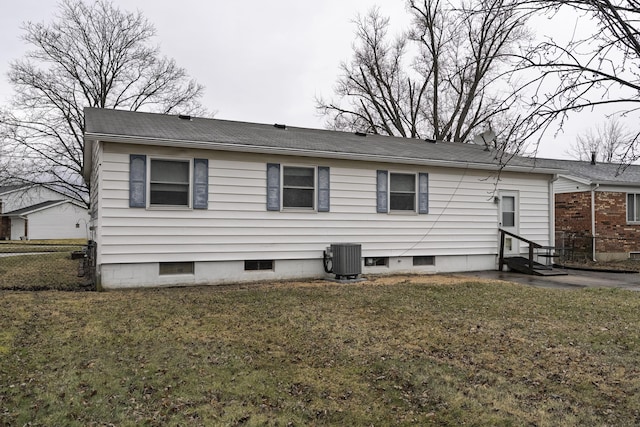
[0,0,617,160]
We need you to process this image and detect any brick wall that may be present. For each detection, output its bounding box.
[555,191,640,256]
[555,192,591,235]
[595,192,640,253]
[555,192,592,254]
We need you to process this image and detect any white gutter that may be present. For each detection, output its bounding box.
[591,183,600,261]
[549,174,559,250]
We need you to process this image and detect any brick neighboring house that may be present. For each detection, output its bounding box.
[536,158,640,261]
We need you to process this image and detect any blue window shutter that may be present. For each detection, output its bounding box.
[317,166,330,212]
[266,163,280,211]
[418,173,429,214]
[376,170,388,213]
[193,158,209,209]
[129,154,146,208]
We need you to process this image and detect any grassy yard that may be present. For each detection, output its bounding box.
[0,239,86,254]
[0,252,87,290]
[2,275,640,426]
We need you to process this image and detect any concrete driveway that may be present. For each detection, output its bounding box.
[462,268,640,290]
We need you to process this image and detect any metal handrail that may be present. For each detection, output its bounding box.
[498,228,543,272]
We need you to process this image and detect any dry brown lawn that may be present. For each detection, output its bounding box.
[2,275,640,425]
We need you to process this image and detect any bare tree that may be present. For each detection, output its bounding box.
[566,117,632,163]
[0,0,207,204]
[317,0,529,147]
[507,0,640,159]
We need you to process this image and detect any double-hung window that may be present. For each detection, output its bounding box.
[283,166,315,209]
[390,173,416,211]
[150,159,190,206]
[628,193,640,222]
[129,155,209,209]
[266,163,330,212]
[377,170,429,214]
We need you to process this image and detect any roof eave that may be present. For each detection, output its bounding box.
[1,200,81,217]
[592,180,640,187]
[557,173,640,188]
[557,173,593,186]
[85,132,559,175]
[82,138,93,183]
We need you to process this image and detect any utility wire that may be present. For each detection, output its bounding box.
[397,164,470,257]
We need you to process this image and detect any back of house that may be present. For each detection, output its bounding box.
[83,108,559,289]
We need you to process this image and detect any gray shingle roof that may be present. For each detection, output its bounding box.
[534,158,640,186]
[84,108,557,173]
[3,200,66,216]
[0,184,30,195]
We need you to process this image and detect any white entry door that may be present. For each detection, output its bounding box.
[499,191,519,256]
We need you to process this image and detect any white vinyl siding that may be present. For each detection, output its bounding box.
[554,176,590,193]
[96,143,552,265]
[25,203,90,240]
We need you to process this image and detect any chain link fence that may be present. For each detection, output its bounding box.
[554,232,639,262]
[0,241,93,291]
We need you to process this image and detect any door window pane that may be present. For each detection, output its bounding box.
[502,196,515,227]
[502,212,515,227]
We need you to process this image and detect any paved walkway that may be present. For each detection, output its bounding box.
[461,268,640,291]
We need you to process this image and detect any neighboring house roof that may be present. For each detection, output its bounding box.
[1,199,85,217]
[83,108,563,181]
[534,158,640,187]
[0,184,31,195]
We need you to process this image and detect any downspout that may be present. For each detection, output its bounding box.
[591,183,600,262]
[549,174,559,250]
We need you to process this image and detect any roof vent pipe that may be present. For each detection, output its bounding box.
[591,151,597,165]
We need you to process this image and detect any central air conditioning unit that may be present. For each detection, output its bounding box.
[324,243,362,280]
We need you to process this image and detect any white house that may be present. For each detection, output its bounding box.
[83,108,561,289]
[0,184,89,240]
